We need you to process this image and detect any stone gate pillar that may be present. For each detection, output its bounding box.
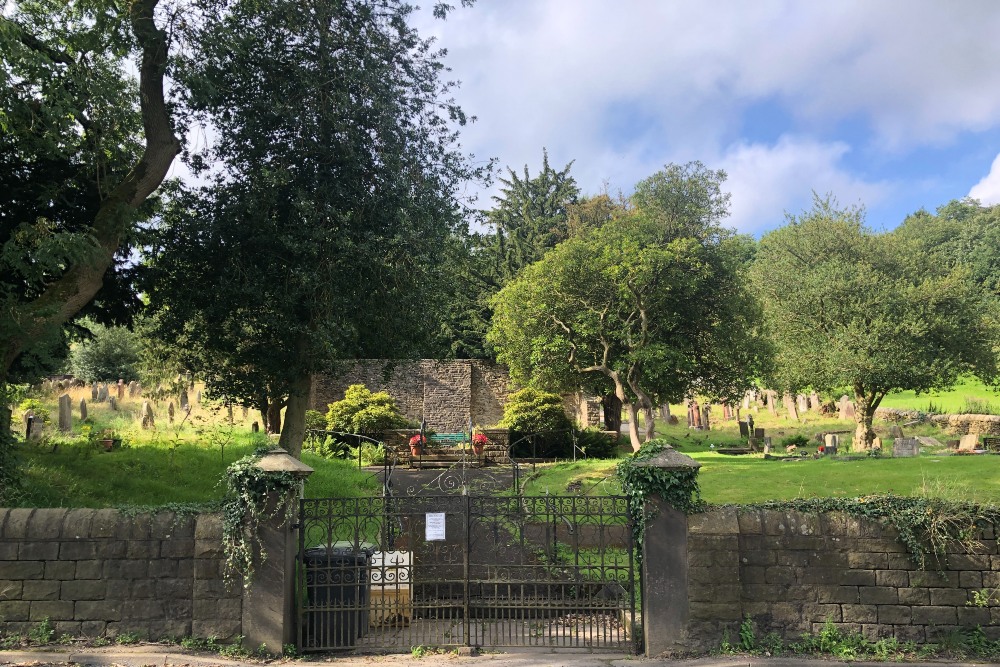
[633,447,701,657]
[242,449,313,654]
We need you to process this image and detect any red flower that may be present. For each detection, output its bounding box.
[472,433,489,446]
[409,434,426,446]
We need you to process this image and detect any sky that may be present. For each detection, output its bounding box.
[411,0,1000,237]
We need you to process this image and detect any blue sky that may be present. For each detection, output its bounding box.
[413,0,1000,236]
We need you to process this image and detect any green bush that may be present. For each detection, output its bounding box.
[304,409,327,431]
[500,387,574,458]
[68,322,140,382]
[779,434,810,448]
[576,428,619,459]
[17,398,50,424]
[325,384,411,435]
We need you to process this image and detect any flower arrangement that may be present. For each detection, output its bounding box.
[408,434,426,455]
[471,432,489,455]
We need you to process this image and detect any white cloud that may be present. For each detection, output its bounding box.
[718,137,891,234]
[969,153,1000,205]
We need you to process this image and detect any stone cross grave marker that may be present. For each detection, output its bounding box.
[893,437,920,457]
[79,399,87,421]
[58,393,72,432]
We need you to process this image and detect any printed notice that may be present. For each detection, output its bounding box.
[425,512,446,541]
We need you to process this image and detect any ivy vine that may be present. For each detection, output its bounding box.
[616,440,704,553]
[733,495,1000,570]
[221,448,300,589]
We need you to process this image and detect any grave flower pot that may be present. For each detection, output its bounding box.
[100,438,115,451]
[408,435,426,456]
[471,433,488,456]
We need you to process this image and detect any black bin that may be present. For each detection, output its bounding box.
[304,542,374,648]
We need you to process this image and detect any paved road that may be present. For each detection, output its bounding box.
[0,647,993,667]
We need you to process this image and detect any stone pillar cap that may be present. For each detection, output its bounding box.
[631,446,701,471]
[255,448,314,478]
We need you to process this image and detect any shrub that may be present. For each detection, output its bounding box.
[325,384,411,435]
[304,409,327,431]
[68,322,140,382]
[500,387,574,458]
[17,398,50,424]
[779,434,809,448]
[575,428,619,459]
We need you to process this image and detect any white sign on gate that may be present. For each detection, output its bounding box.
[425,512,446,541]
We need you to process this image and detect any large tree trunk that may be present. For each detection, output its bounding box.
[1,0,179,384]
[265,400,283,435]
[601,394,622,432]
[279,373,312,459]
[625,366,656,444]
[624,401,641,451]
[852,386,884,451]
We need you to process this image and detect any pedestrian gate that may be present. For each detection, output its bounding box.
[296,494,638,652]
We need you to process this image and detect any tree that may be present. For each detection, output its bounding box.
[69,322,141,383]
[488,164,768,450]
[752,195,1000,448]
[0,0,179,499]
[142,0,482,457]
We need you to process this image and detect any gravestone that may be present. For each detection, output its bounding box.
[766,390,778,416]
[889,425,904,439]
[784,393,798,421]
[823,433,839,456]
[141,401,155,429]
[108,396,118,411]
[843,401,855,419]
[179,389,189,410]
[893,437,919,457]
[242,406,249,420]
[753,428,765,438]
[23,409,34,438]
[97,384,109,402]
[251,421,260,433]
[838,395,850,420]
[742,392,750,410]
[701,405,710,430]
[117,379,124,400]
[196,391,202,404]
[959,434,979,452]
[797,394,809,414]
[168,401,175,424]
[27,418,42,441]
[762,438,771,455]
[128,381,136,397]
[91,384,98,401]
[135,381,142,397]
[738,421,749,438]
[79,399,87,422]
[810,391,820,411]
[58,393,72,432]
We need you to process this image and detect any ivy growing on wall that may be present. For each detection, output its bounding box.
[735,495,1000,570]
[221,448,300,589]
[616,440,704,551]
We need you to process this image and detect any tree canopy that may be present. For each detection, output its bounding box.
[752,195,1000,447]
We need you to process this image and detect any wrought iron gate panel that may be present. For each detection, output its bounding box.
[297,494,638,652]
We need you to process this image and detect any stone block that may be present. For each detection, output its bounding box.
[0,561,43,579]
[103,559,148,579]
[59,540,97,560]
[897,587,929,604]
[860,623,892,641]
[60,580,105,601]
[0,542,17,560]
[875,569,908,587]
[764,566,796,584]
[909,570,954,587]
[192,619,241,641]
[75,560,102,580]
[689,566,737,584]
[858,586,898,604]
[156,578,192,600]
[801,603,843,623]
[876,604,911,624]
[984,571,1000,587]
[194,539,222,559]
[797,567,843,585]
[740,566,766,584]
[194,558,221,579]
[784,511,821,537]
[689,601,743,621]
[741,583,792,602]
[61,509,95,539]
[194,514,223,540]
[843,516,881,538]
[177,559,194,579]
[688,534,737,552]
[90,510,122,538]
[737,510,762,534]
[126,540,160,559]
[848,552,888,569]
[148,619,192,640]
[958,606,991,626]
[29,600,74,620]
[739,548,775,566]
[910,605,957,625]
[160,538,194,559]
[148,559,179,578]
[122,599,164,620]
[887,553,919,570]
[774,550,812,567]
[841,604,877,623]
[105,579,130,599]
[811,621,861,636]
[948,553,990,570]
[124,514,152,540]
[929,587,969,606]
[130,580,156,599]
[26,509,67,539]
[815,585,860,604]
[21,580,59,601]
[194,597,240,621]
[18,541,59,560]
[54,621,82,637]
[960,570,983,589]
[763,511,789,535]
[80,620,108,637]
[854,538,906,553]
[96,540,127,559]
[0,600,31,631]
[689,508,738,534]
[3,509,34,539]
[44,561,75,580]
[0,580,22,600]
[163,599,192,620]
[840,569,876,586]
[192,578,227,600]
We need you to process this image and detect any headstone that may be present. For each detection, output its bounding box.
[128,381,137,397]
[27,419,42,441]
[196,391,202,404]
[888,425,904,439]
[135,382,142,397]
[91,385,98,401]
[958,434,979,452]
[762,438,771,456]
[893,437,920,457]
[810,391,820,411]
[843,401,856,419]
[242,406,249,420]
[766,390,778,416]
[946,439,960,449]
[797,394,809,414]
[701,405,710,430]
[97,384,108,402]
[117,379,124,400]
[784,393,798,421]
[79,399,87,422]
[823,433,839,456]
[838,395,850,420]
[738,421,749,438]
[753,428,765,438]
[141,401,155,429]
[58,393,72,432]
[108,396,117,411]
[251,421,260,433]
[691,403,702,430]
[168,401,175,424]
[742,392,750,410]
[179,389,189,410]
[23,410,34,438]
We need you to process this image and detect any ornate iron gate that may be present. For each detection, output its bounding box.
[297,493,638,652]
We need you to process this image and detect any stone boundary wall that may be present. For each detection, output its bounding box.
[684,508,999,650]
[0,509,239,641]
[875,408,1000,435]
[312,360,511,432]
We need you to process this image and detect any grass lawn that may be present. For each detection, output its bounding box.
[879,376,1000,414]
